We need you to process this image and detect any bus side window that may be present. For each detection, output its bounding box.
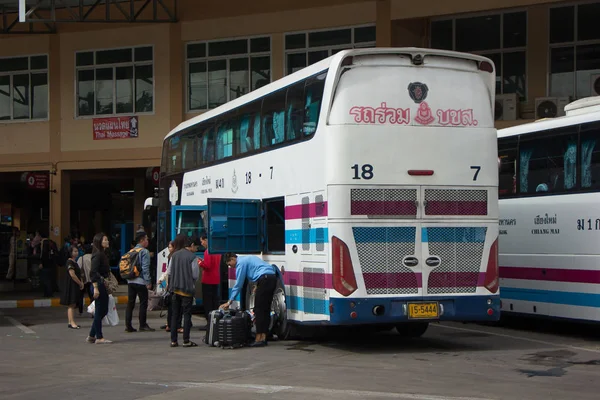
[201,124,216,163]
[304,72,326,135]
[216,120,234,160]
[166,136,182,174]
[580,122,600,189]
[285,82,305,141]
[498,137,518,197]
[261,90,286,147]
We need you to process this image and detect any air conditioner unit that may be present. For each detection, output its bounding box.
[590,73,600,96]
[535,97,570,119]
[495,93,518,121]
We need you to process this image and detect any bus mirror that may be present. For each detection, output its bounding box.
[144,197,159,210]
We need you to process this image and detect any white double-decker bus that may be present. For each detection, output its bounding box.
[498,96,600,323]
[154,47,500,339]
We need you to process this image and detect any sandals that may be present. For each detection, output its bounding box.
[95,339,113,344]
[86,336,96,343]
[183,341,198,348]
[68,325,81,329]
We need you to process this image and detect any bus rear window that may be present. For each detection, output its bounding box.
[329,61,493,128]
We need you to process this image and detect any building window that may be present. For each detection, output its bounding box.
[549,2,600,99]
[75,46,153,117]
[430,12,527,100]
[284,25,376,75]
[186,37,271,112]
[0,55,48,121]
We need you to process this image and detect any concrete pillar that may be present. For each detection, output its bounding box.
[170,23,184,130]
[376,0,392,47]
[50,168,70,242]
[48,34,62,241]
[527,6,549,105]
[133,175,145,238]
[271,33,284,81]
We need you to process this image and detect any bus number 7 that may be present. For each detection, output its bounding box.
[470,166,481,181]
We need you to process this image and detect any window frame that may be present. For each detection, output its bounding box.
[74,44,155,119]
[0,54,50,123]
[283,24,376,76]
[164,68,328,176]
[547,2,600,99]
[496,121,600,200]
[429,9,528,100]
[185,35,272,113]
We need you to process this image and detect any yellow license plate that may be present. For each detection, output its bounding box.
[408,302,439,319]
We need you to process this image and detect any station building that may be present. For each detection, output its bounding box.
[0,0,597,278]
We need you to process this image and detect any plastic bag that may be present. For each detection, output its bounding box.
[87,300,96,316]
[103,295,119,326]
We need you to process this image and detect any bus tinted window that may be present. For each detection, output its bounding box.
[498,137,517,197]
[162,69,327,175]
[519,128,578,194]
[580,122,600,189]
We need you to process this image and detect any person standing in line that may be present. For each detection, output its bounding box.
[220,253,278,348]
[61,246,84,329]
[87,233,112,344]
[125,232,155,333]
[198,233,221,331]
[77,245,93,315]
[159,240,182,333]
[168,235,200,348]
[5,227,18,280]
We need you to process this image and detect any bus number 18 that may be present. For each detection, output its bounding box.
[351,164,374,180]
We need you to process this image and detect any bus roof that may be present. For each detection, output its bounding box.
[165,47,495,141]
[498,96,600,139]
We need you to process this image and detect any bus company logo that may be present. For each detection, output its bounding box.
[414,102,435,125]
[408,82,429,104]
[231,170,239,193]
[169,180,179,206]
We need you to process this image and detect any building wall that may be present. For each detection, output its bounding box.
[0,0,581,239]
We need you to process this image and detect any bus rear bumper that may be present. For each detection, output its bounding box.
[328,295,501,325]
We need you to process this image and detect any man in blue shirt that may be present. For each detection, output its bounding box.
[125,232,155,333]
[220,253,277,347]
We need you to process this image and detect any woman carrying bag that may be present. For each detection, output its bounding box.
[87,233,113,344]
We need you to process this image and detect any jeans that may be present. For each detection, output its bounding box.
[79,283,94,314]
[89,283,108,339]
[254,274,277,335]
[202,283,220,321]
[126,283,149,329]
[171,294,193,343]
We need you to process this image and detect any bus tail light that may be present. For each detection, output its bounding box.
[332,236,357,297]
[483,239,499,294]
[478,61,494,73]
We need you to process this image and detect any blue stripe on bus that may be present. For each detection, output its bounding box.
[422,227,487,243]
[285,228,329,244]
[227,289,329,315]
[501,287,600,308]
[352,227,416,244]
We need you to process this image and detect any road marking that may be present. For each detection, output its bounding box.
[4,315,35,335]
[132,381,493,400]
[431,324,600,354]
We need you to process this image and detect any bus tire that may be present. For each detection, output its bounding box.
[395,322,429,338]
[244,279,294,340]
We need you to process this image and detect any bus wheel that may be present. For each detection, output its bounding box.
[395,322,429,338]
[272,280,294,340]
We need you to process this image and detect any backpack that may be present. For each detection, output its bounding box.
[119,247,144,280]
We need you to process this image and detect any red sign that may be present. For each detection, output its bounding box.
[93,116,139,140]
[26,173,49,190]
[151,167,160,185]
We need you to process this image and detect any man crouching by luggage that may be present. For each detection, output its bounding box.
[168,234,200,348]
[220,253,277,348]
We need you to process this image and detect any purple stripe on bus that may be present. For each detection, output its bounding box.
[500,266,600,285]
[283,271,333,289]
[351,201,417,216]
[425,201,487,216]
[363,272,422,289]
[285,202,328,220]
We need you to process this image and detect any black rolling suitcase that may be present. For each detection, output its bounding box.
[217,310,252,349]
[204,309,224,346]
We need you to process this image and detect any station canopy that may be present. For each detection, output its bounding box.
[0,0,178,34]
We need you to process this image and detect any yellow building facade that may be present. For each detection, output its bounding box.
[0,0,594,246]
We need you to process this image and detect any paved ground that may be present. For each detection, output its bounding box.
[0,306,599,400]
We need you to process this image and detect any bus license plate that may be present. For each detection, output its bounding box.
[408,302,439,319]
